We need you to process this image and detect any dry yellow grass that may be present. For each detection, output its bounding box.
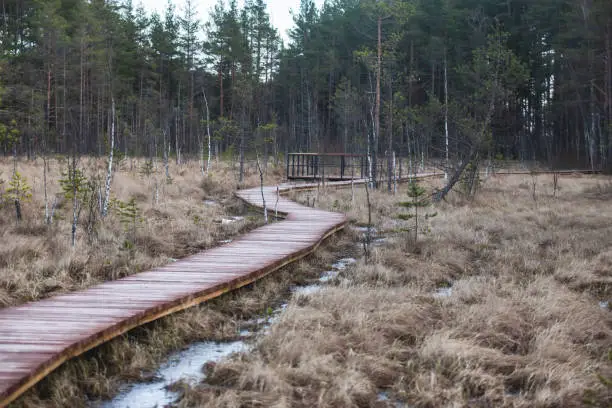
[0,156,284,307]
[177,173,612,407]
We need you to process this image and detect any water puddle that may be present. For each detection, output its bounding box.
[292,284,322,296]
[353,226,389,255]
[97,341,245,408]
[354,225,378,240]
[433,286,453,298]
[290,257,357,295]
[333,258,357,270]
[377,391,408,407]
[600,301,609,310]
[319,258,357,283]
[220,216,244,225]
[373,237,388,246]
[318,270,338,283]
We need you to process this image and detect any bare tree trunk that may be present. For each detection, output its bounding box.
[154,179,159,206]
[162,130,170,182]
[202,87,212,175]
[589,81,597,171]
[43,155,49,223]
[274,185,279,219]
[239,108,245,185]
[71,175,79,247]
[432,149,475,202]
[256,155,268,224]
[50,198,57,223]
[393,151,397,194]
[47,69,52,149]
[444,46,449,180]
[408,128,413,180]
[175,104,181,166]
[387,80,393,192]
[79,37,84,154]
[373,15,382,189]
[199,133,205,176]
[218,61,224,117]
[366,118,373,183]
[607,19,612,167]
[363,178,372,264]
[102,97,115,217]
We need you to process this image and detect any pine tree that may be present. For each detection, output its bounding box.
[59,168,89,202]
[115,197,141,247]
[6,171,32,222]
[0,119,19,154]
[139,159,155,178]
[398,180,436,242]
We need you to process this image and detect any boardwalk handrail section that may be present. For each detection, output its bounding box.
[287,153,370,181]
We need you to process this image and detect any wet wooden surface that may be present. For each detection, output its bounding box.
[0,180,350,407]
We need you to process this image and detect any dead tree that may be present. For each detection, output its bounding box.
[432,149,476,202]
[363,180,373,264]
[101,97,115,217]
[274,185,279,219]
[202,87,212,175]
[256,154,268,224]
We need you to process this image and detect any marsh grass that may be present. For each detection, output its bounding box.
[178,174,612,408]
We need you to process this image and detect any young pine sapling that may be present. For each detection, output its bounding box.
[7,171,32,222]
[59,166,89,246]
[115,197,141,248]
[398,180,437,242]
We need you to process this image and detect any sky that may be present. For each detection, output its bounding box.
[138,0,324,43]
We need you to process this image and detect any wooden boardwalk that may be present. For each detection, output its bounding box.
[0,182,347,407]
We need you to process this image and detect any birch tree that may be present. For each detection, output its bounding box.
[101,98,115,217]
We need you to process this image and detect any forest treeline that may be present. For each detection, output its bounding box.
[1,0,611,172]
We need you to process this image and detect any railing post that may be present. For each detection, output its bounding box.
[310,155,313,177]
[321,155,325,185]
[360,156,364,179]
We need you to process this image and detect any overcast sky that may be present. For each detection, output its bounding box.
[137,0,324,43]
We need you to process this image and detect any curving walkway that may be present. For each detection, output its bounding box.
[0,181,348,407]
